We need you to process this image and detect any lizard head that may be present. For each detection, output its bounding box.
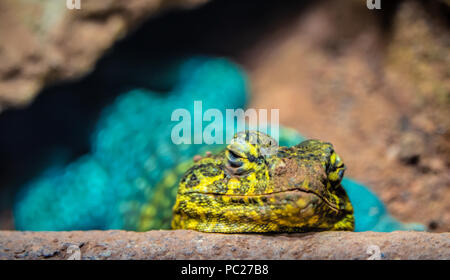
[171,131,354,233]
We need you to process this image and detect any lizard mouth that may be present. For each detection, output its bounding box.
[182,187,339,213]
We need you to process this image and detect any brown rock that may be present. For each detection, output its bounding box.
[0,0,208,111]
[0,230,448,260]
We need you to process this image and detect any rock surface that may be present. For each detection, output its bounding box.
[0,230,448,260]
[0,0,207,111]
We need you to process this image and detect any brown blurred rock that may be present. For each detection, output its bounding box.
[0,230,448,260]
[245,0,450,232]
[0,0,208,111]
[396,131,425,165]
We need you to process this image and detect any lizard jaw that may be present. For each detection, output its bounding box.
[172,189,327,233]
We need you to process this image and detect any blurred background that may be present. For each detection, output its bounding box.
[0,0,448,232]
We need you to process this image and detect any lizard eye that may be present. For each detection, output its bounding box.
[225,141,249,175]
[225,131,277,176]
[327,152,346,184]
[227,149,244,167]
[225,131,264,175]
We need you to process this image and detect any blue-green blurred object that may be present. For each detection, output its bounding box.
[342,178,425,232]
[14,56,248,230]
[13,56,424,232]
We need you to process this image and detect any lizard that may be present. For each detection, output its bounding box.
[171,130,354,233]
[138,129,423,233]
